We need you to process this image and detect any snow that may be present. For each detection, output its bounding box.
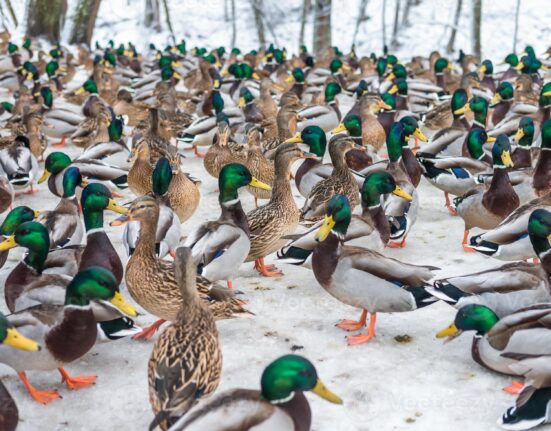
[0,1,550,430]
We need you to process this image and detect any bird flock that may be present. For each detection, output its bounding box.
[0,29,549,431]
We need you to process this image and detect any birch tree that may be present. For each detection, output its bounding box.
[313,0,331,57]
[69,0,101,46]
[446,0,462,54]
[299,0,311,49]
[512,0,520,52]
[390,0,401,49]
[250,0,265,47]
[472,0,482,58]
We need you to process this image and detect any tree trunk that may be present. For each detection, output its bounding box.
[250,0,265,47]
[352,0,368,46]
[313,0,331,57]
[69,0,101,46]
[299,0,310,48]
[144,0,161,32]
[472,0,481,59]
[230,0,236,48]
[446,0,462,54]
[512,0,520,52]
[390,0,401,49]
[161,0,175,40]
[26,0,67,42]
[4,0,17,27]
[400,0,412,27]
[382,0,387,53]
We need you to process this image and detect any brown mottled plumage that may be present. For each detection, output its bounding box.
[165,149,201,223]
[0,381,18,431]
[244,125,274,202]
[128,142,153,196]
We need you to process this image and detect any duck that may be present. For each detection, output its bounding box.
[246,143,315,276]
[0,135,39,194]
[331,113,376,172]
[203,119,246,178]
[455,135,520,251]
[297,81,342,132]
[128,142,154,196]
[70,105,111,148]
[301,137,360,221]
[39,151,128,197]
[242,124,273,206]
[37,167,86,248]
[148,247,222,431]
[184,163,271,288]
[510,117,536,169]
[278,171,412,268]
[39,86,84,147]
[429,208,551,317]
[168,354,342,431]
[0,311,42,431]
[113,88,149,127]
[311,194,438,345]
[0,174,14,214]
[125,195,248,340]
[490,81,515,126]
[0,205,40,269]
[238,86,264,123]
[356,94,390,153]
[0,266,135,404]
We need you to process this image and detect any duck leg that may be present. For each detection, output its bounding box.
[227,280,234,289]
[336,309,367,331]
[503,380,524,395]
[58,367,97,390]
[18,372,61,404]
[193,144,206,158]
[387,236,407,248]
[462,230,475,252]
[51,136,66,147]
[347,313,377,346]
[254,258,283,277]
[444,193,457,216]
[132,319,166,341]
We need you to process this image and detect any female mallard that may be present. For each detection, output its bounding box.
[113,88,149,126]
[37,167,85,248]
[430,208,551,318]
[0,135,39,194]
[311,195,437,345]
[148,247,222,431]
[128,142,154,196]
[278,171,411,268]
[246,144,314,276]
[169,354,342,430]
[203,121,246,178]
[456,135,519,251]
[357,94,390,153]
[39,151,128,197]
[243,125,274,206]
[165,149,201,223]
[301,137,360,221]
[0,266,135,404]
[125,196,247,340]
[297,81,342,132]
[184,163,271,288]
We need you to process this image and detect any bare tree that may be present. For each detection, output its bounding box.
[382,0,387,52]
[144,0,161,32]
[230,0,236,48]
[250,0,265,47]
[26,0,67,42]
[472,0,482,58]
[390,0,401,49]
[446,0,462,54]
[161,0,175,40]
[512,0,520,52]
[3,0,17,27]
[352,0,368,46]
[401,0,412,27]
[299,0,311,48]
[69,0,101,46]
[313,0,331,57]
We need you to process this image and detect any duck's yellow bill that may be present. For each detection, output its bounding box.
[331,123,347,134]
[285,75,295,83]
[514,128,525,142]
[392,186,413,201]
[479,65,486,74]
[0,235,17,251]
[106,199,128,214]
[385,72,396,81]
[173,72,183,81]
[490,93,501,106]
[388,85,398,95]
[547,233,551,242]
[252,72,261,80]
[213,79,221,88]
[249,177,272,191]
[486,136,497,143]
[284,133,303,144]
[33,210,40,218]
[436,322,459,338]
[413,128,427,142]
[515,62,524,70]
[238,97,246,108]
[315,215,335,242]
[501,150,514,168]
[110,291,137,317]
[544,90,551,96]
[312,379,343,404]
[3,327,41,352]
[38,170,51,184]
[74,86,86,95]
[453,105,471,115]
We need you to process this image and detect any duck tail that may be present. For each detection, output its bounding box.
[406,286,440,309]
[498,386,551,431]
[468,234,499,256]
[277,245,312,266]
[425,280,468,304]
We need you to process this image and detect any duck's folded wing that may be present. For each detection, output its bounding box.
[185,223,242,266]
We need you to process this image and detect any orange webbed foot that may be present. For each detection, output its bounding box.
[503,380,524,395]
[59,368,97,390]
[18,372,61,405]
[132,319,166,341]
[346,332,375,345]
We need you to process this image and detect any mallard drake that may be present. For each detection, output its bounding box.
[278,171,412,268]
[238,86,264,123]
[301,137,360,221]
[168,354,342,431]
[184,163,271,287]
[39,87,85,147]
[490,81,515,126]
[429,209,551,320]
[246,144,315,276]
[148,247,222,430]
[0,266,135,404]
[297,81,342,132]
[455,135,519,251]
[0,205,40,269]
[37,167,85,248]
[330,113,375,172]
[242,125,273,206]
[510,117,535,169]
[311,194,437,345]
[125,196,248,340]
[0,174,14,214]
[39,151,128,197]
[0,135,39,194]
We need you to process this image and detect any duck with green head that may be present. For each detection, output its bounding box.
[388,78,409,110]
[331,113,375,171]
[40,86,85,147]
[500,52,519,82]
[238,86,263,123]
[398,116,428,187]
[278,171,411,268]
[432,57,453,92]
[455,134,519,251]
[286,67,306,99]
[170,354,342,429]
[0,205,40,269]
[297,81,342,132]
[0,266,136,404]
[479,59,496,92]
[511,116,535,168]
[184,163,270,288]
[375,92,396,135]
[490,81,514,125]
[311,194,437,345]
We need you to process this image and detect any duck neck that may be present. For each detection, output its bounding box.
[312,232,341,288]
[25,243,49,274]
[220,198,250,235]
[529,233,551,271]
[133,213,159,258]
[83,209,104,231]
[272,157,296,204]
[363,204,391,243]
